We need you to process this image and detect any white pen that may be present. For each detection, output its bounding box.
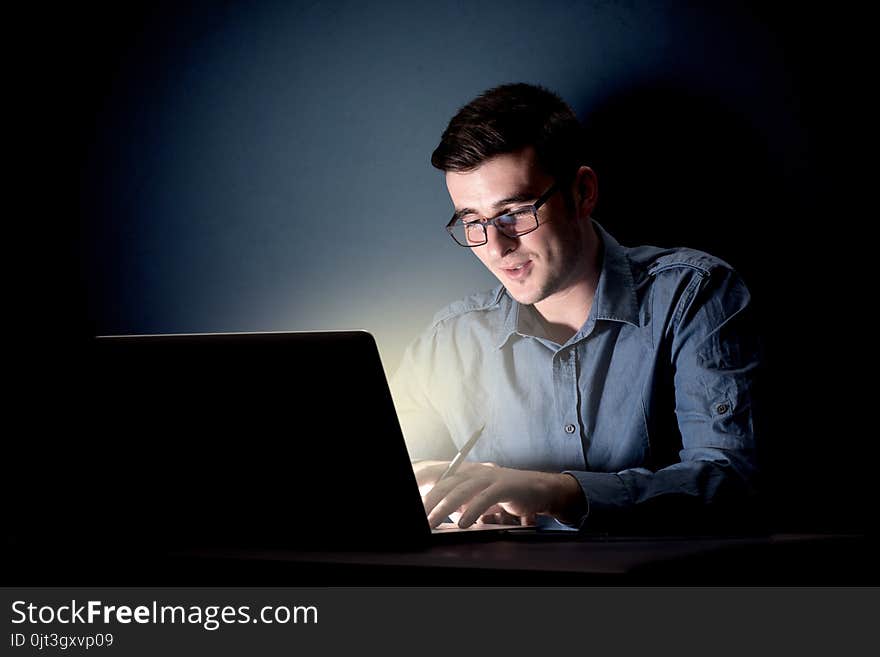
[436,425,485,483]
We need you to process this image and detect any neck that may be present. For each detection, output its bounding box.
[534,224,601,342]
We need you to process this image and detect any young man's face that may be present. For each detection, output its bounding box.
[445,147,592,307]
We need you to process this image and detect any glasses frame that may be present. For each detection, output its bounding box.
[445,182,560,248]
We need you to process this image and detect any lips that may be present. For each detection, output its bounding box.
[500,260,532,281]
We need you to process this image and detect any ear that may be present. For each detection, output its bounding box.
[572,165,598,220]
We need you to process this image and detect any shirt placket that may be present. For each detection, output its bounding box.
[551,346,586,470]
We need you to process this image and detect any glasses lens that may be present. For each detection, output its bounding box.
[450,221,486,246]
[497,209,537,237]
[449,208,538,246]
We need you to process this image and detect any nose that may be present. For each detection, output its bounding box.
[484,225,518,260]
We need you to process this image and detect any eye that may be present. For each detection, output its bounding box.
[464,223,485,242]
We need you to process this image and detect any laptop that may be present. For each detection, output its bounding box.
[62,330,557,551]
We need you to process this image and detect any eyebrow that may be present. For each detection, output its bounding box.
[452,192,539,222]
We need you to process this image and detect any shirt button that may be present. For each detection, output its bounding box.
[716,403,729,414]
[564,423,576,434]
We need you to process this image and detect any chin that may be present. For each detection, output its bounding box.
[503,284,542,306]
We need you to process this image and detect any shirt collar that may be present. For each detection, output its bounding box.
[494,220,639,350]
[591,220,640,327]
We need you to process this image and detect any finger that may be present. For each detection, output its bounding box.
[413,461,450,487]
[422,462,499,517]
[477,504,512,525]
[427,478,494,528]
[422,474,467,515]
[481,503,505,517]
[486,513,520,525]
[422,467,491,514]
[520,513,537,526]
[417,467,451,498]
[427,479,493,528]
[457,482,509,528]
[497,509,524,525]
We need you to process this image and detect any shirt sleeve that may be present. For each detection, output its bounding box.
[563,265,763,533]
[389,329,458,463]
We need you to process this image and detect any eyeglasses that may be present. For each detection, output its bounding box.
[445,183,559,247]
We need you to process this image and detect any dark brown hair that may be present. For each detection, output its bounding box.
[431,83,586,188]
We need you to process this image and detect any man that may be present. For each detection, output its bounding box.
[390,83,760,533]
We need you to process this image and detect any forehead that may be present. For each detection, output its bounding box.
[445,147,549,210]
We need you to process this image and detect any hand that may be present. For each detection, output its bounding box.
[413,461,525,525]
[413,461,514,524]
[419,462,585,529]
[412,459,490,494]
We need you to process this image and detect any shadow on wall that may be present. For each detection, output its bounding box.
[579,81,781,276]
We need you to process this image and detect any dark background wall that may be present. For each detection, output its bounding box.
[17,1,869,533]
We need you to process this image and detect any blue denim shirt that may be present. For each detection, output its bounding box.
[390,221,760,528]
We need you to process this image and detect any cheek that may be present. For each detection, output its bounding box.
[528,237,562,265]
[543,229,579,264]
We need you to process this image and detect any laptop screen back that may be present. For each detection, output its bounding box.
[62,331,430,549]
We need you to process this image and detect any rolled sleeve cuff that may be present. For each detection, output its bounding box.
[561,470,633,529]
